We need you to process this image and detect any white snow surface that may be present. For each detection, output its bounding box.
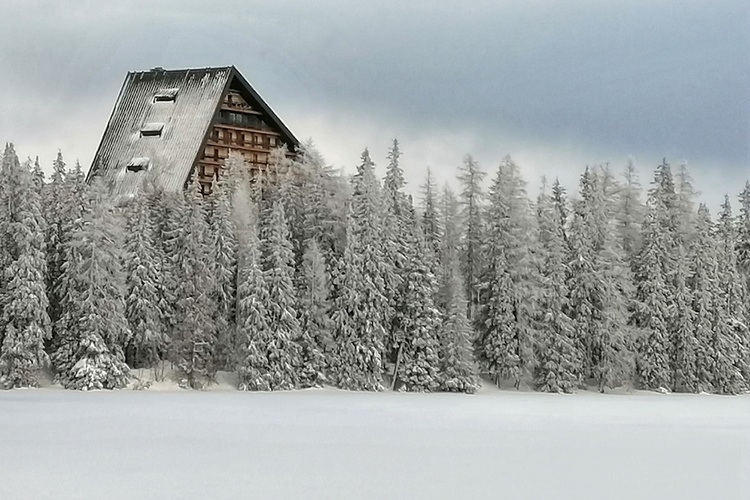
[1,385,748,500]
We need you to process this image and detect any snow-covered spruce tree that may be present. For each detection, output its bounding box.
[52,179,130,390]
[689,204,723,392]
[296,237,333,387]
[456,154,486,320]
[0,147,51,388]
[170,178,217,389]
[235,195,274,391]
[714,196,750,392]
[617,159,644,267]
[567,167,633,392]
[148,187,184,351]
[42,152,70,342]
[551,179,570,246]
[206,174,238,371]
[633,206,673,391]
[294,142,349,259]
[420,167,442,262]
[736,181,750,293]
[436,184,462,310]
[477,156,537,388]
[392,210,442,392]
[437,240,479,393]
[257,200,302,389]
[380,139,409,364]
[534,182,580,393]
[329,149,390,391]
[123,189,165,368]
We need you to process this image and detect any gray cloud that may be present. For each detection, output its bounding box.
[0,0,747,206]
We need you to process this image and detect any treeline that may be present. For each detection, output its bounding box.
[0,140,748,394]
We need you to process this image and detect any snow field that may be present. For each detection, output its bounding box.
[0,388,748,500]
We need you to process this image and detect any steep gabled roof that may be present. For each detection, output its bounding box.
[87,66,299,196]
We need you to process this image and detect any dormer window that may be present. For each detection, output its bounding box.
[126,157,151,172]
[153,88,178,103]
[140,122,164,137]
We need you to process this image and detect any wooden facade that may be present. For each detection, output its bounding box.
[88,66,299,197]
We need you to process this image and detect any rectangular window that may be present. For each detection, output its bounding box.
[153,88,178,102]
[140,122,164,137]
[126,157,150,172]
[269,137,277,147]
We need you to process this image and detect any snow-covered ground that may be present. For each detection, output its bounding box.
[1,385,748,499]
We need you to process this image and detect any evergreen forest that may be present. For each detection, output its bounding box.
[1,140,749,395]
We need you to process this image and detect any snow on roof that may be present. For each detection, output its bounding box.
[88,67,233,196]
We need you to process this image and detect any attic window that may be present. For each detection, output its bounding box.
[126,157,151,172]
[153,88,178,102]
[140,122,164,137]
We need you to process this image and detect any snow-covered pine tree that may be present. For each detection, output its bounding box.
[437,184,462,310]
[52,179,130,390]
[437,237,479,393]
[0,147,51,388]
[617,159,644,266]
[123,189,165,369]
[420,167,442,261]
[456,154,486,320]
[534,181,580,393]
[206,173,238,371]
[236,194,274,390]
[392,209,442,392]
[714,196,749,393]
[737,181,750,293]
[147,187,184,351]
[170,178,217,389]
[297,237,333,387]
[381,139,409,365]
[689,204,720,392]
[258,200,302,389]
[567,167,633,392]
[329,149,390,391]
[41,152,70,342]
[477,156,537,388]
[633,162,676,391]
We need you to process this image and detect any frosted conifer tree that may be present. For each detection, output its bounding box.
[123,190,165,368]
[477,156,536,388]
[437,246,479,393]
[170,178,217,389]
[617,159,644,266]
[392,212,442,392]
[437,185,462,310]
[297,237,333,387]
[257,200,303,389]
[420,167,442,261]
[456,154,486,320]
[330,149,390,390]
[736,181,750,292]
[52,180,130,390]
[0,147,51,388]
[41,152,69,333]
[236,198,274,390]
[689,204,722,392]
[207,174,238,370]
[714,196,749,393]
[567,167,633,391]
[534,183,580,393]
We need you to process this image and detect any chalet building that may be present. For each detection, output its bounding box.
[87,66,300,196]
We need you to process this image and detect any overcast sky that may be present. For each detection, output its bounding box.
[1,0,747,209]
